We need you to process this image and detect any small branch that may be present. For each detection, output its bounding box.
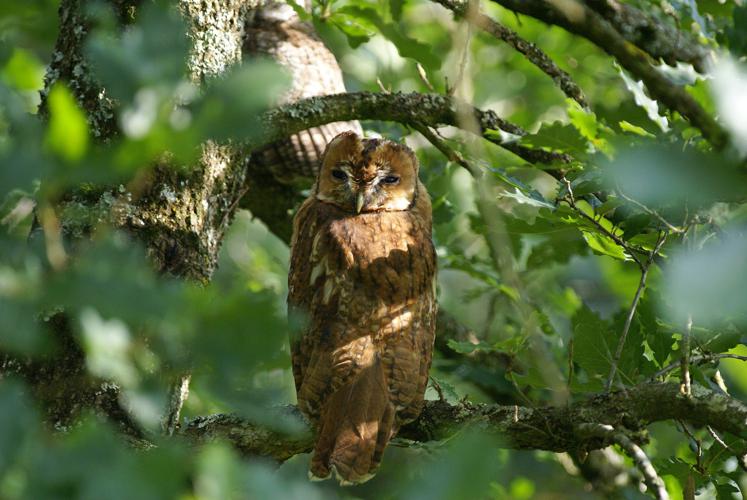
[162,373,191,436]
[448,2,473,97]
[434,0,589,108]
[707,426,747,473]
[577,423,669,500]
[605,231,667,391]
[411,122,479,176]
[38,204,68,271]
[489,0,728,149]
[682,314,693,396]
[647,353,747,381]
[616,188,685,234]
[678,420,703,471]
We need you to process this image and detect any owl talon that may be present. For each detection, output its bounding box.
[308,469,330,482]
[332,465,376,486]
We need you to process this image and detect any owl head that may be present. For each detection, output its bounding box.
[315,131,419,214]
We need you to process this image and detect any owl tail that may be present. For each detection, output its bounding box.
[309,356,396,485]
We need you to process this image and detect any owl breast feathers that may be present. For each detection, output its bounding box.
[288,131,437,484]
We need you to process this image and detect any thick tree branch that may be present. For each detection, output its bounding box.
[584,0,709,72]
[488,0,728,149]
[182,382,747,463]
[257,91,571,166]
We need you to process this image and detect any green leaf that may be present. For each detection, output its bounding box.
[1,48,45,91]
[616,63,669,131]
[499,188,554,209]
[621,213,652,240]
[638,298,674,367]
[44,83,89,163]
[447,339,497,355]
[284,0,311,21]
[727,5,747,56]
[664,234,747,328]
[389,0,405,20]
[657,458,708,492]
[572,306,615,386]
[79,308,139,387]
[426,376,460,402]
[0,380,37,477]
[580,230,628,261]
[715,482,740,500]
[618,120,654,137]
[519,122,588,155]
[86,1,190,102]
[336,6,440,69]
[567,100,605,149]
[329,15,372,48]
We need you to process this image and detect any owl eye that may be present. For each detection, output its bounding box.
[331,169,347,181]
[382,175,400,185]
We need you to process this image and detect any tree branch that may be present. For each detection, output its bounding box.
[433,0,589,108]
[257,91,571,166]
[606,231,667,391]
[584,0,709,72]
[488,0,727,149]
[648,353,747,381]
[181,382,747,463]
[577,423,669,500]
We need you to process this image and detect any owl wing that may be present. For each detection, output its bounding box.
[288,197,323,394]
[288,198,352,405]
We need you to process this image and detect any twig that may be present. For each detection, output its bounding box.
[434,0,589,108]
[162,373,191,436]
[38,204,68,271]
[410,122,479,177]
[576,423,669,500]
[647,353,747,381]
[678,420,703,471]
[448,2,473,97]
[605,231,667,391]
[613,433,670,500]
[616,187,685,234]
[416,63,435,92]
[707,426,747,473]
[682,314,693,396]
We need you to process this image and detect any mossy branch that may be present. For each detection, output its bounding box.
[487,0,727,149]
[256,91,571,166]
[182,382,747,462]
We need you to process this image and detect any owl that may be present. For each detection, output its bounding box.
[288,131,437,484]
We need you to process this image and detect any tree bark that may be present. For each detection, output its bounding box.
[182,382,747,461]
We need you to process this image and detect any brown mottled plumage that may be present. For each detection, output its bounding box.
[288,131,437,484]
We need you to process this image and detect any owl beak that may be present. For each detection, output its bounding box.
[355,192,365,214]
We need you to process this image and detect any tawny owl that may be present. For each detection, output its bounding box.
[288,131,437,484]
